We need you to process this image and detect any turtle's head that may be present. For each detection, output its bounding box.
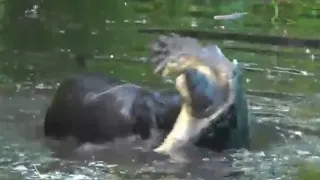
[149,34,205,77]
[149,34,235,81]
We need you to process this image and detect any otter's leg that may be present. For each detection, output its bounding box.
[132,96,166,151]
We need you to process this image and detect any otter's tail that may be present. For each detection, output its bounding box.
[149,34,203,73]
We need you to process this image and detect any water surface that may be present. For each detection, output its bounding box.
[0,0,320,179]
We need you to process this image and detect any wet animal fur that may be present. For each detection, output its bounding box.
[43,72,182,149]
[149,35,238,156]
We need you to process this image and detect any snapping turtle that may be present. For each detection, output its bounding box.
[149,35,251,159]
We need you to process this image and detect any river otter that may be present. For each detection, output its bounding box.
[43,35,250,154]
[43,72,181,149]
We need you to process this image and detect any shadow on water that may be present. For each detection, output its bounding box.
[0,0,320,179]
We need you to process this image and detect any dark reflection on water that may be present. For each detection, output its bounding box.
[0,0,320,179]
[0,89,241,179]
[1,89,320,179]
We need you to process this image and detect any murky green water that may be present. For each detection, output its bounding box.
[0,0,320,179]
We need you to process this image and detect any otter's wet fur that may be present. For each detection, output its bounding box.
[43,71,182,150]
[149,35,250,157]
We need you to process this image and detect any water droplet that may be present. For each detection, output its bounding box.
[301,71,308,76]
[202,158,210,161]
[68,174,90,180]
[257,151,266,157]
[233,59,238,64]
[311,54,315,60]
[293,131,302,137]
[13,165,28,171]
[107,164,118,168]
[190,19,198,27]
[294,150,310,156]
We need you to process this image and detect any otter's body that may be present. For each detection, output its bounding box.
[44,72,181,146]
